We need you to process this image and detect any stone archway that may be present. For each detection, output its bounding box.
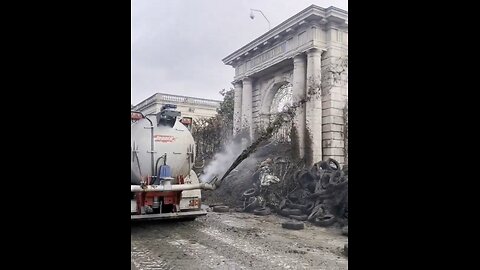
[259,81,290,125]
[259,82,293,142]
[271,83,293,113]
[224,5,348,166]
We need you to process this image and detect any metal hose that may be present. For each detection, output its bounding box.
[143,116,155,176]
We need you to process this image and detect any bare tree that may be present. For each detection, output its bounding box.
[192,88,234,160]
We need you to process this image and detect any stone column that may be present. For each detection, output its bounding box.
[321,46,348,166]
[292,54,306,159]
[306,48,323,166]
[233,81,243,136]
[241,77,253,140]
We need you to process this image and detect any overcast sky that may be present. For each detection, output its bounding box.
[131,0,347,105]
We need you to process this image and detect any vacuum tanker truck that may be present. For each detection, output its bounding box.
[131,104,218,220]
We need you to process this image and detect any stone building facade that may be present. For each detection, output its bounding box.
[132,93,221,128]
[222,5,348,166]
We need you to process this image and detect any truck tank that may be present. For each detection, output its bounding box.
[131,106,196,185]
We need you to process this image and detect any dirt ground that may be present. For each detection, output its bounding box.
[131,208,348,270]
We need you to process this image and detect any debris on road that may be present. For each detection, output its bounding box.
[132,209,348,269]
[202,141,348,232]
[213,205,230,213]
[282,221,305,230]
[232,155,348,229]
[253,207,271,216]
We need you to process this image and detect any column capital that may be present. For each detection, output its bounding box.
[242,77,252,83]
[307,47,323,54]
[231,80,243,87]
[293,53,306,63]
[307,47,318,51]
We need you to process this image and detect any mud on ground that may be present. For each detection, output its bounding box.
[131,209,347,270]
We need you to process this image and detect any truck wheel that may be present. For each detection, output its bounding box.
[303,202,315,214]
[253,207,271,216]
[317,161,327,170]
[282,221,304,230]
[329,170,345,185]
[244,197,259,212]
[320,173,332,189]
[307,205,324,221]
[213,206,229,213]
[243,188,257,197]
[285,202,305,210]
[297,170,315,188]
[326,158,340,171]
[314,214,336,227]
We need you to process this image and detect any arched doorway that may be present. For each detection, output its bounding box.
[269,83,293,142]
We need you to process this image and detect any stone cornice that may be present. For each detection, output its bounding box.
[133,92,221,111]
[231,42,327,83]
[222,5,347,66]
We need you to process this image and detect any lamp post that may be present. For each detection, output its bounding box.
[249,9,271,30]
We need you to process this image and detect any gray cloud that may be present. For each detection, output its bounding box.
[131,0,347,105]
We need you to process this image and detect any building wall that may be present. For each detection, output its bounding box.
[132,93,221,123]
[223,5,348,166]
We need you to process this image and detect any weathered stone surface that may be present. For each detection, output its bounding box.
[322,123,344,132]
[322,131,344,140]
[223,5,348,161]
[322,115,344,125]
[323,147,345,156]
[322,139,344,148]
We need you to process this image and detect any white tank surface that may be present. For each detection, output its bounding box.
[131,107,196,185]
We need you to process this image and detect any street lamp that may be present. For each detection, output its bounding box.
[250,9,271,30]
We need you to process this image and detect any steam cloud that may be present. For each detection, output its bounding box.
[199,139,249,182]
